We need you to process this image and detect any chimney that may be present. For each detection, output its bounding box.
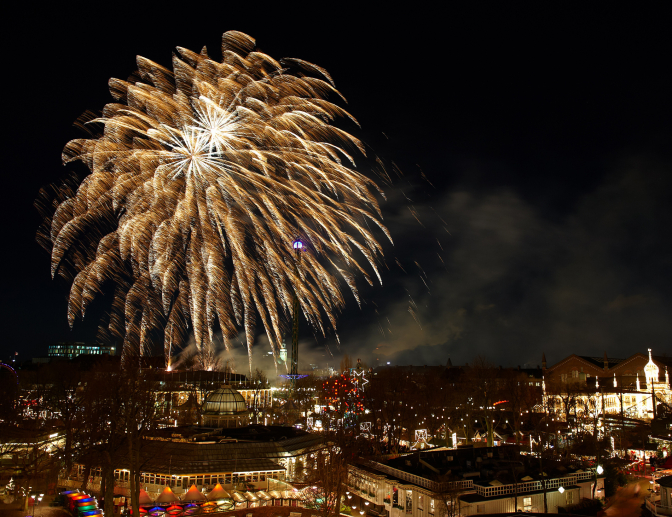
[603,352,608,371]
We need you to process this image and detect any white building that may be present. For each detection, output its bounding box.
[647,475,672,517]
[348,449,604,516]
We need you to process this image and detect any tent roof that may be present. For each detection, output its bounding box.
[155,487,180,504]
[207,483,231,501]
[182,485,207,502]
[139,489,154,506]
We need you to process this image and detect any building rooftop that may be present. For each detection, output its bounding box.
[113,426,325,475]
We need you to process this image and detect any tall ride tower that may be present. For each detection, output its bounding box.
[281,239,308,391]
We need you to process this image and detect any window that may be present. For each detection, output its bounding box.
[566,491,574,505]
[523,497,532,512]
[572,370,579,379]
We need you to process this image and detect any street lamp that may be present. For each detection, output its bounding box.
[32,493,44,517]
[596,465,604,475]
[558,487,565,494]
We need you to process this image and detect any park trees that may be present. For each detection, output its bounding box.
[122,367,160,517]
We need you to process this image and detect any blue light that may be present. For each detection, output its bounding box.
[293,240,303,249]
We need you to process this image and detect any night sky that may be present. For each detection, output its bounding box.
[2,5,670,372]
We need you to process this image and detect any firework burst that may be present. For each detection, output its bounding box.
[36,31,390,369]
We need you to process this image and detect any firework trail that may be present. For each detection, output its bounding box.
[36,31,390,370]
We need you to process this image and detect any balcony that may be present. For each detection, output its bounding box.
[646,495,672,516]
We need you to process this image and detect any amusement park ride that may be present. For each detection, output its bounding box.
[0,361,19,384]
[280,239,309,390]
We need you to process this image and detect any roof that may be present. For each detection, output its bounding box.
[182,485,207,501]
[155,486,180,503]
[203,386,247,415]
[579,356,625,370]
[113,430,325,475]
[658,475,672,488]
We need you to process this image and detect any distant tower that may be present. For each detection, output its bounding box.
[542,353,547,370]
[279,338,287,365]
[636,373,641,391]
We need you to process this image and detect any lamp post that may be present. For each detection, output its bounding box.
[593,465,603,500]
[32,493,44,517]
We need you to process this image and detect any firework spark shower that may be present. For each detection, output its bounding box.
[36,31,390,370]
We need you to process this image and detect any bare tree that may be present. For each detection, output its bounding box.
[123,369,159,517]
[302,426,363,517]
[80,362,127,517]
[249,368,269,424]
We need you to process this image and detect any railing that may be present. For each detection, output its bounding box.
[59,478,101,493]
[646,496,672,516]
[356,462,473,492]
[476,473,593,498]
[575,471,595,481]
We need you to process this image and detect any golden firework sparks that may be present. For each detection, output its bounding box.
[36,31,390,369]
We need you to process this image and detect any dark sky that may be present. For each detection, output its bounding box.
[2,4,671,371]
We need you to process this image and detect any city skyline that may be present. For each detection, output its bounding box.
[2,5,671,369]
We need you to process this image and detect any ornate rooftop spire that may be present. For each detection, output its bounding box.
[644,348,659,386]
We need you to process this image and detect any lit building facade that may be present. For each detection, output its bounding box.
[62,428,323,499]
[48,342,116,358]
[59,385,323,501]
[543,348,672,421]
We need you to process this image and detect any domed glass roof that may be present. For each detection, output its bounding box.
[202,386,247,415]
